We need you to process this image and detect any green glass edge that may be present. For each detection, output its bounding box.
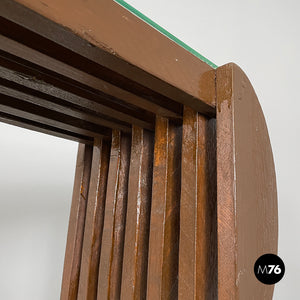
[114,0,218,69]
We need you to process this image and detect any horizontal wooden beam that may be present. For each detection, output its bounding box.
[0,34,180,120]
[0,81,132,133]
[0,93,112,139]
[0,63,154,132]
[0,111,93,144]
[0,0,216,117]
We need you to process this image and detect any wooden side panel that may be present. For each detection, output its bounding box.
[147,116,181,299]
[97,130,131,300]
[217,63,278,299]
[61,143,93,300]
[178,106,217,300]
[77,139,110,300]
[120,126,154,300]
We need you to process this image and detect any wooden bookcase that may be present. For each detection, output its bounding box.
[0,1,278,299]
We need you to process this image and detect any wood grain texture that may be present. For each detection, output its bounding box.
[178,106,217,300]
[61,144,93,300]
[147,116,181,300]
[77,139,110,300]
[97,130,131,300]
[120,126,154,300]
[216,63,278,300]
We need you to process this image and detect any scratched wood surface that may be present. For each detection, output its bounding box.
[216,63,278,300]
[77,139,110,300]
[147,116,182,299]
[120,126,153,300]
[97,130,131,300]
[179,106,217,300]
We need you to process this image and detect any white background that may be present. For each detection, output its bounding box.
[0,128,77,299]
[0,0,299,298]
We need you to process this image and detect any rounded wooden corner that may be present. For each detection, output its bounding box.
[216,63,278,299]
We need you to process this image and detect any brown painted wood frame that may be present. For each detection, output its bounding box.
[0,1,278,299]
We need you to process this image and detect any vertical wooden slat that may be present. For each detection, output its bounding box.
[77,138,110,300]
[97,130,131,300]
[178,106,217,299]
[204,116,218,299]
[61,143,93,300]
[120,126,154,300]
[147,116,181,299]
